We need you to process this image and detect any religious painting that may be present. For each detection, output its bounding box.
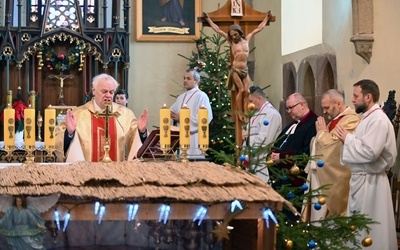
[136,0,202,42]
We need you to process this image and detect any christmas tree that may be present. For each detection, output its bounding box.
[180,32,375,249]
[179,31,236,162]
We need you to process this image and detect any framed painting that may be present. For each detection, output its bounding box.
[136,0,202,42]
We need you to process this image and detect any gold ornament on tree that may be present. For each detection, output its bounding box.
[318,197,326,205]
[283,239,294,249]
[290,165,300,175]
[361,236,373,247]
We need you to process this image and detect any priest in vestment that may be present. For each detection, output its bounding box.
[302,89,360,221]
[55,73,147,162]
[170,68,213,157]
[336,80,397,249]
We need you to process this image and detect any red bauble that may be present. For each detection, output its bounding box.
[58,53,65,59]
[46,57,50,61]
[208,91,212,94]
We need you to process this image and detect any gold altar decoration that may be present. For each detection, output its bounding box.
[198,106,209,155]
[44,107,56,157]
[179,105,190,163]
[23,107,36,164]
[159,104,171,154]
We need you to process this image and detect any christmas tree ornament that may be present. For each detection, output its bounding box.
[290,165,300,175]
[317,160,324,167]
[301,183,309,191]
[263,120,269,126]
[314,203,322,210]
[318,197,326,205]
[248,103,255,111]
[266,157,274,166]
[284,239,293,249]
[307,240,316,249]
[349,225,356,231]
[361,236,373,247]
[239,155,246,162]
[286,191,295,200]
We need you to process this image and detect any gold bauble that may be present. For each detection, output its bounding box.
[284,240,294,249]
[290,165,300,175]
[266,157,274,166]
[361,236,373,247]
[349,225,356,231]
[247,103,256,111]
[318,197,326,205]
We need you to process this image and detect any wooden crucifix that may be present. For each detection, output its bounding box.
[93,101,121,163]
[201,0,276,156]
[49,73,74,105]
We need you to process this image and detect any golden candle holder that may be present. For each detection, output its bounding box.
[3,145,15,162]
[23,145,35,166]
[37,111,43,142]
[160,144,171,155]
[101,138,112,163]
[180,144,190,163]
[44,146,56,162]
[199,144,208,156]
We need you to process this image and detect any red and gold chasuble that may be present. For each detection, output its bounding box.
[91,114,118,162]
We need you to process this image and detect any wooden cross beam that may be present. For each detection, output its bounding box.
[200,1,276,36]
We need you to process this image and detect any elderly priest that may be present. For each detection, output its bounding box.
[55,73,147,162]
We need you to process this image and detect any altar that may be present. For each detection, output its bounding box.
[0,161,284,250]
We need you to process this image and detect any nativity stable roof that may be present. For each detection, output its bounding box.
[0,161,284,208]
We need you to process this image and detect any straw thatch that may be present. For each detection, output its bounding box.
[0,161,285,206]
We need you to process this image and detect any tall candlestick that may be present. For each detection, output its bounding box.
[45,107,56,147]
[24,108,36,147]
[3,106,15,147]
[29,90,36,110]
[198,106,209,147]
[6,90,12,106]
[160,104,171,152]
[179,106,190,148]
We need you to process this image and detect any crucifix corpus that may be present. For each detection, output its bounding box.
[93,101,121,163]
[49,73,74,105]
[201,0,276,156]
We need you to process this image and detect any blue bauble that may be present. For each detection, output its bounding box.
[301,184,309,191]
[282,175,288,180]
[263,120,269,126]
[239,155,246,162]
[308,240,316,249]
[317,160,324,167]
[314,203,322,210]
[286,191,295,200]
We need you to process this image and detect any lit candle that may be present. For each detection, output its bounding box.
[29,90,36,110]
[179,105,191,148]
[198,106,209,147]
[24,108,36,147]
[3,106,15,147]
[6,90,12,106]
[160,104,171,149]
[45,106,56,147]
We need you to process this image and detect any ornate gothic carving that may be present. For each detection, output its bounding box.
[351,0,374,63]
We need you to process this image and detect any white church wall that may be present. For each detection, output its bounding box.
[128,0,400,130]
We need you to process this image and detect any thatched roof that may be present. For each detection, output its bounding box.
[0,161,285,207]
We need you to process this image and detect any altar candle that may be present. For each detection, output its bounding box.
[6,90,12,106]
[24,108,36,147]
[45,106,56,147]
[198,106,209,146]
[160,104,171,148]
[29,90,36,110]
[3,106,15,147]
[179,105,190,148]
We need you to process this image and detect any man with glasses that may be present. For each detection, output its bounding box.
[270,93,318,187]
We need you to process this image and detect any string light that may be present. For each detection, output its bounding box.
[98,205,106,224]
[128,204,139,222]
[158,204,171,224]
[94,201,100,215]
[193,206,208,226]
[54,209,60,230]
[63,212,71,232]
[263,208,278,228]
[231,199,243,212]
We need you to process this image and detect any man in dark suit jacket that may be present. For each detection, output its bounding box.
[271,93,318,187]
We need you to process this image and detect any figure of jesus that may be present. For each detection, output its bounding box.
[203,11,272,123]
[49,74,74,105]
